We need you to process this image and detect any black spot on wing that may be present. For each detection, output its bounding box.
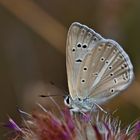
[83,66,88,71]
[82,44,87,48]
[81,79,86,83]
[76,59,82,62]
[72,48,76,52]
[77,43,81,48]
[110,88,115,93]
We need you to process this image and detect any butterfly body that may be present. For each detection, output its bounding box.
[64,95,96,112]
[64,22,134,113]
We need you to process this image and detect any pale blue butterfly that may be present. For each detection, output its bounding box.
[64,22,134,113]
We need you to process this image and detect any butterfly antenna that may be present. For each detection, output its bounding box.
[39,94,65,98]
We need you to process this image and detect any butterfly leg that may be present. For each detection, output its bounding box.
[93,102,107,114]
[69,107,80,115]
[89,101,107,114]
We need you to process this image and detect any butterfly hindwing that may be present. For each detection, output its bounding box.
[87,40,134,104]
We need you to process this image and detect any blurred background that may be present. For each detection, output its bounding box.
[0,0,140,139]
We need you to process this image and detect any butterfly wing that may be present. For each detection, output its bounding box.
[66,22,134,103]
[87,39,134,104]
[66,22,103,99]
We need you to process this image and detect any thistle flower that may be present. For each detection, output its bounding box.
[5,106,140,140]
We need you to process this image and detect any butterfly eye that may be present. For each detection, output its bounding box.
[66,97,69,104]
[64,96,71,106]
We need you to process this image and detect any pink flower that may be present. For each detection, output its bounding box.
[5,108,140,140]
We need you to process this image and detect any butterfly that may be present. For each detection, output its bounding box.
[64,22,134,113]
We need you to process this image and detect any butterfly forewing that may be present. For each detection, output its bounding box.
[66,22,134,103]
[66,22,103,99]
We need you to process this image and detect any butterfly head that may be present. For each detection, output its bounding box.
[64,95,84,112]
[64,95,94,112]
